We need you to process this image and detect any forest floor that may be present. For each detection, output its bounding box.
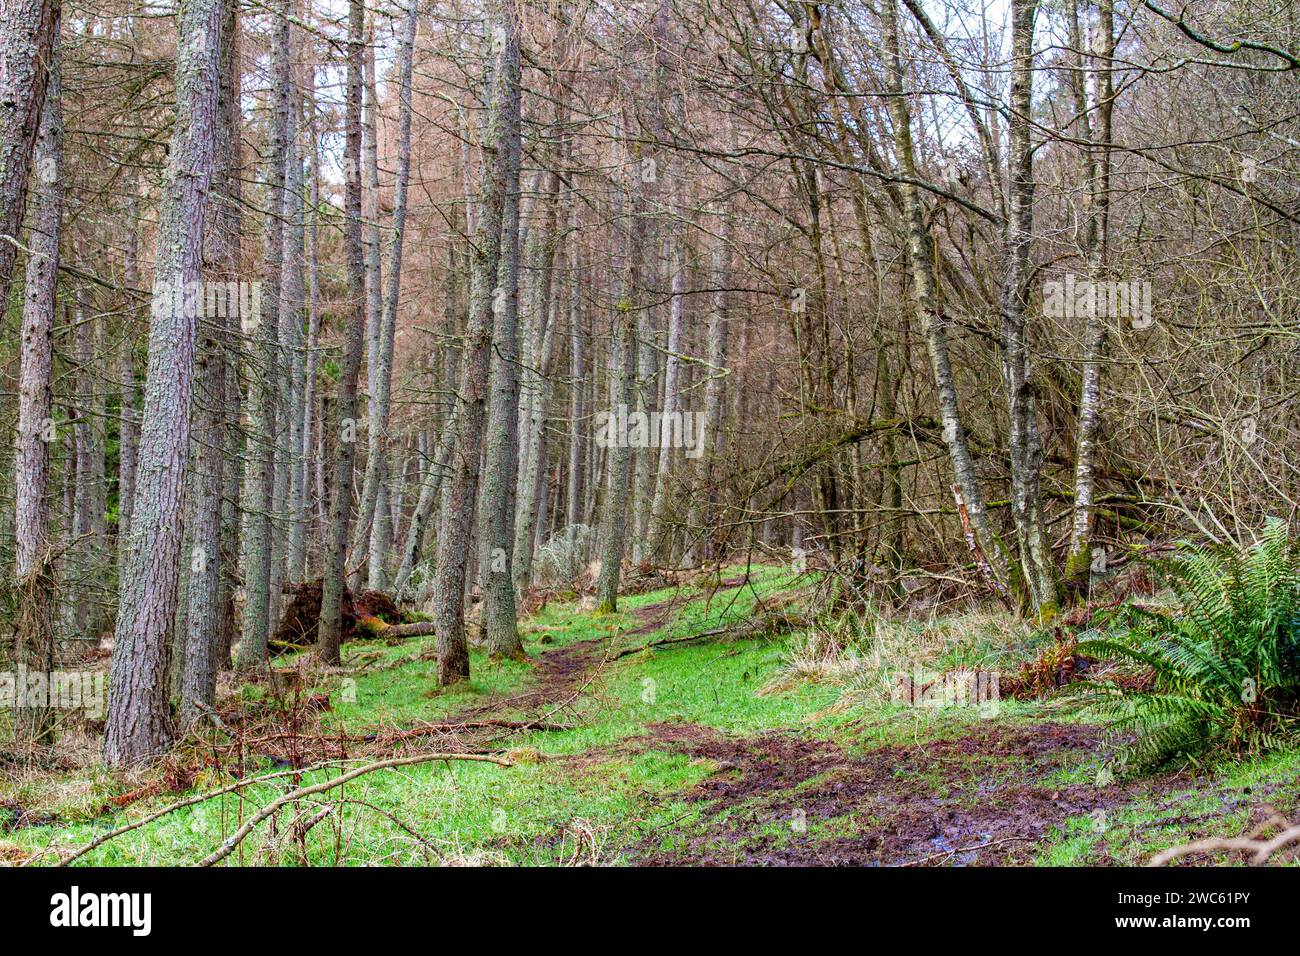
[5,564,1300,866]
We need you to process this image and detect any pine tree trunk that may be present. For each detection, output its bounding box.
[317,0,369,666]
[648,238,685,558]
[118,193,141,542]
[433,0,520,683]
[283,89,308,586]
[13,15,61,746]
[182,0,242,725]
[0,0,61,307]
[348,33,386,590]
[216,0,243,673]
[236,1,292,669]
[479,67,523,656]
[354,0,419,588]
[300,66,324,576]
[511,166,562,590]
[596,287,638,612]
[68,296,96,640]
[103,0,223,767]
[564,238,586,532]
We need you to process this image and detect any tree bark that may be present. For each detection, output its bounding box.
[236,1,293,669]
[648,236,686,559]
[880,0,1008,588]
[479,55,524,656]
[1064,0,1116,596]
[103,0,224,766]
[433,0,519,683]
[118,192,141,542]
[282,80,308,587]
[182,0,243,726]
[13,13,61,746]
[564,238,586,533]
[352,0,419,588]
[215,0,243,674]
[317,0,369,665]
[999,0,1058,614]
[511,166,562,590]
[0,0,61,308]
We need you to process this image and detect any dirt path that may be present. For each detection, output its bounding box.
[628,722,1184,866]
[450,585,721,722]
[442,586,1179,866]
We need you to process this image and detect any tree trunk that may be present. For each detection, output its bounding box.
[880,0,1008,589]
[300,64,324,574]
[103,0,223,767]
[999,0,1058,614]
[433,0,519,683]
[595,152,648,611]
[216,0,243,673]
[283,84,308,587]
[317,0,369,666]
[479,57,524,657]
[13,14,61,746]
[236,1,291,669]
[512,166,563,590]
[564,238,586,533]
[0,0,61,308]
[118,192,141,542]
[648,237,686,558]
[353,0,419,587]
[348,31,386,590]
[1064,0,1116,597]
[182,0,243,726]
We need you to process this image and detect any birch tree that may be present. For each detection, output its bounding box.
[999,0,1058,613]
[1064,0,1117,596]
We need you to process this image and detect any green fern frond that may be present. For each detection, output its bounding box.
[1078,520,1300,771]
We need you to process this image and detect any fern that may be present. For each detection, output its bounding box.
[1078,518,1300,771]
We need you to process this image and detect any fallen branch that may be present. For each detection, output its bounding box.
[609,604,808,661]
[1147,823,1300,867]
[371,620,439,639]
[901,836,1029,867]
[608,630,730,660]
[51,758,367,867]
[366,718,571,740]
[196,751,512,867]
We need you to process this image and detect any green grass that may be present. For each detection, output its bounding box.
[1038,748,1300,866]
[5,562,1298,866]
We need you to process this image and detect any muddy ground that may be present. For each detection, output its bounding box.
[626,721,1187,865]
[454,593,1193,866]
